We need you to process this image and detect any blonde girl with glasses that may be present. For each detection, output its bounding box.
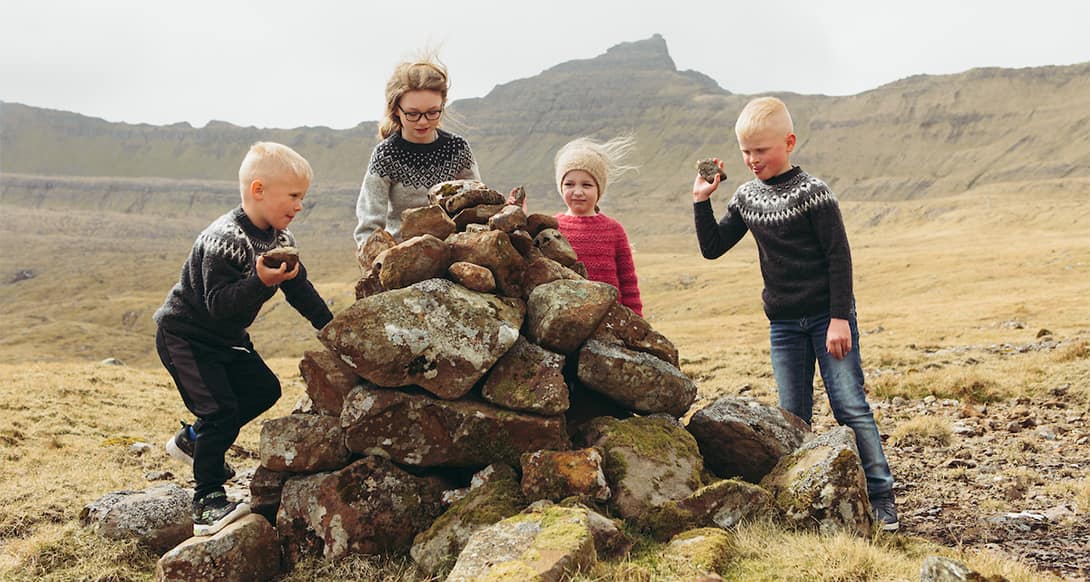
[353,54,480,244]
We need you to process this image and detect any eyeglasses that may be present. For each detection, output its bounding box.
[398,107,443,122]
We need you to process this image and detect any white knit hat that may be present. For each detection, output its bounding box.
[555,139,610,200]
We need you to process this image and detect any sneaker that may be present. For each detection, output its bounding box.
[871,494,900,532]
[192,491,250,537]
[165,421,236,481]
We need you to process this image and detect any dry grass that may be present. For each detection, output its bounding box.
[888,417,954,448]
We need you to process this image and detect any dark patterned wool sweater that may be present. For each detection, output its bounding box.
[154,206,332,347]
[354,129,479,244]
[694,166,854,320]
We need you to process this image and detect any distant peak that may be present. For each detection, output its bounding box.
[549,34,676,74]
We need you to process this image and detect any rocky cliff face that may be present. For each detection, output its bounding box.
[3,35,1089,223]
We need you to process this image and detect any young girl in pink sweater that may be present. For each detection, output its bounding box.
[552,137,643,316]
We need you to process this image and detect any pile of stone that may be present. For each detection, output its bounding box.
[84,180,882,582]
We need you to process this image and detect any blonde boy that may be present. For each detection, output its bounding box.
[692,97,898,531]
[154,142,332,536]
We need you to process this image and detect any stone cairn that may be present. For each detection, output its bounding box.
[85,180,891,582]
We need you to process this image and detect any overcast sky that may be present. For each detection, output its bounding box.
[3,0,1088,130]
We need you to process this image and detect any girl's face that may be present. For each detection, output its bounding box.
[397,89,444,144]
[561,169,599,216]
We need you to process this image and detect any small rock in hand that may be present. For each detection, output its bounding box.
[696,158,728,184]
[262,246,299,271]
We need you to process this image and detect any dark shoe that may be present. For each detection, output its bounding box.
[165,421,236,481]
[192,491,250,537]
[871,494,899,532]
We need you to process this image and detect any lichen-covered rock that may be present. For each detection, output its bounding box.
[662,527,733,574]
[276,457,446,565]
[520,448,610,502]
[688,396,810,483]
[259,414,352,473]
[527,279,618,354]
[447,229,526,298]
[428,180,505,215]
[341,385,570,467]
[354,268,384,300]
[580,416,704,524]
[920,555,1008,582]
[534,228,579,267]
[377,234,451,290]
[522,255,584,299]
[411,464,527,577]
[250,466,292,522]
[156,514,280,582]
[577,339,696,417]
[525,213,559,237]
[558,501,634,559]
[445,505,597,582]
[452,203,506,229]
[319,278,524,400]
[400,204,456,241]
[481,336,569,416]
[299,349,361,416]
[448,261,496,293]
[760,426,872,536]
[489,204,528,233]
[646,478,777,541]
[592,303,678,367]
[80,482,192,553]
[695,158,729,184]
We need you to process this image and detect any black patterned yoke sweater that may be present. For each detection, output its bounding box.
[154,206,332,347]
[694,166,854,320]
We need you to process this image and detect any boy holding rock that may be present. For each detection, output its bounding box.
[153,142,332,536]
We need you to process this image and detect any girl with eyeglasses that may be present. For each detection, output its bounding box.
[353,54,480,245]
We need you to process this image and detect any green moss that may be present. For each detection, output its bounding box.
[419,466,526,543]
[665,527,734,573]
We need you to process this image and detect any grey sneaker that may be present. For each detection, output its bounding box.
[871,494,899,532]
[165,421,236,481]
[192,491,250,536]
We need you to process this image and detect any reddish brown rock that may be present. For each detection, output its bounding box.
[592,303,679,367]
[448,261,496,293]
[356,228,397,272]
[401,205,457,241]
[340,385,570,467]
[452,204,506,230]
[250,466,292,523]
[447,230,526,298]
[299,349,361,416]
[526,279,618,354]
[428,180,505,215]
[481,336,569,416]
[647,478,778,541]
[488,205,528,233]
[508,229,535,256]
[687,396,810,483]
[261,246,299,271]
[378,234,451,290]
[522,255,583,299]
[534,228,578,267]
[577,339,696,417]
[259,414,352,473]
[520,448,610,502]
[156,514,280,582]
[526,213,559,237]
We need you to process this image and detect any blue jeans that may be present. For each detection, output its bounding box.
[769,310,894,498]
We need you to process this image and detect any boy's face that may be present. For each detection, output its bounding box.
[560,169,599,216]
[250,173,309,231]
[738,127,796,181]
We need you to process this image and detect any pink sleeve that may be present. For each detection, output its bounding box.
[614,223,643,316]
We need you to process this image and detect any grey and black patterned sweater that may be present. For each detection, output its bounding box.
[353,129,479,244]
[694,166,854,320]
[154,206,333,347]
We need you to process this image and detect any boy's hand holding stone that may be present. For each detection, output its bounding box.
[257,255,300,286]
[692,158,724,203]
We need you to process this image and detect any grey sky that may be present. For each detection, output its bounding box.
[3,0,1088,129]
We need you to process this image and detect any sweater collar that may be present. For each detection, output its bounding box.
[760,165,803,186]
[232,206,278,244]
[392,128,451,153]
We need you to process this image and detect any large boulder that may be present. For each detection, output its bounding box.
[577,339,696,417]
[410,464,527,578]
[319,279,524,400]
[526,279,618,354]
[580,416,704,524]
[687,396,810,483]
[760,426,872,536]
[445,504,597,582]
[156,514,280,582]
[377,234,451,290]
[340,385,570,467]
[258,414,352,473]
[646,478,778,541]
[80,483,192,553]
[298,350,361,416]
[276,457,447,565]
[481,336,569,416]
[447,229,526,298]
[400,204,456,241]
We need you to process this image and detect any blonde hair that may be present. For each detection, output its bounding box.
[554,136,638,207]
[238,142,313,197]
[735,97,794,140]
[379,52,450,139]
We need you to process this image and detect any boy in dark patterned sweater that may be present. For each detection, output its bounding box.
[154,142,333,536]
[692,97,898,531]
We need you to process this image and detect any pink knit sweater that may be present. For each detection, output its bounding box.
[555,213,643,316]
